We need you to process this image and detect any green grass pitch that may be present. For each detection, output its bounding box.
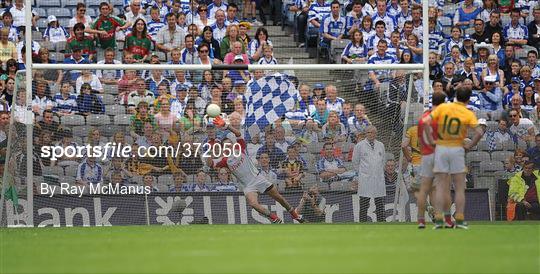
[1,222,539,274]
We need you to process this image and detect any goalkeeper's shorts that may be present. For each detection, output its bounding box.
[243,174,273,194]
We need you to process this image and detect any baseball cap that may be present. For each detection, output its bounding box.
[511,77,521,83]
[47,15,57,24]
[233,55,244,62]
[313,83,325,89]
[534,77,540,82]
[463,34,474,41]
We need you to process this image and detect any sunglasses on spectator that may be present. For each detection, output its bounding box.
[199,8,207,12]
[199,49,209,53]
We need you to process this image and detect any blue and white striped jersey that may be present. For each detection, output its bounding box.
[43,26,69,43]
[208,2,228,19]
[147,19,165,40]
[503,23,529,41]
[320,14,347,39]
[367,53,397,77]
[326,97,346,115]
[372,12,397,37]
[211,22,227,43]
[341,42,368,59]
[52,93,78,114]
[366,34,390,50]
[258,56,278,65]
[308,2,331,27]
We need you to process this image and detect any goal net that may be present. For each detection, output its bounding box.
[0,63,436,227]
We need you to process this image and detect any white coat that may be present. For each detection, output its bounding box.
[352,139,386,198]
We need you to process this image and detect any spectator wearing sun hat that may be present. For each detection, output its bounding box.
[479,75,503,111]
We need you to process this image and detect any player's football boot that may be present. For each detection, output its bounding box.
[444,220,455,229]
[417,222,426,229]
[455,222,469,229]
[289,209,305,223]
[432,220,444,229]
[269,213,283,224]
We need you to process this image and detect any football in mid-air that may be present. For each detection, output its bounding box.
[206,104,221,118]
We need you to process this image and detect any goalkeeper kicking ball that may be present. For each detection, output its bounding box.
[206,104,221,118]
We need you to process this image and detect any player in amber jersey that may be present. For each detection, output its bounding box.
[415,92,446,229]
[422,87,484,229]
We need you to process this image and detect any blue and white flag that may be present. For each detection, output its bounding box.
[245,73,298,138]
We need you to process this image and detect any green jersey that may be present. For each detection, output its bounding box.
[91,15,125,49]
[124,33,153,60]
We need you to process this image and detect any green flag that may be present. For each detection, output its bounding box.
[4,185,18,206]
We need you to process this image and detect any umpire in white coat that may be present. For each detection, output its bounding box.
[352,125,387,222]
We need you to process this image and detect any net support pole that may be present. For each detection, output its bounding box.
[24,0,34,227]
[392,74,415,222]
[422,0,430,107]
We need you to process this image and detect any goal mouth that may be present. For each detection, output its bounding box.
[0,63,439,227]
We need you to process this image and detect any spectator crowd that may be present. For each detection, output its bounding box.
[0,0,538,221]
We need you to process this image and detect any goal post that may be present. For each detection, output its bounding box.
[0,62,427,227]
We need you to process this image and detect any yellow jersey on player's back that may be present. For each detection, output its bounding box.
[430,102,478,147]
[405,126,422,166]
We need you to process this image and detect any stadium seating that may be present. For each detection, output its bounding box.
[2,0,539,226]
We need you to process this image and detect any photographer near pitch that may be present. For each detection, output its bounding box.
[296,186,326,223]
